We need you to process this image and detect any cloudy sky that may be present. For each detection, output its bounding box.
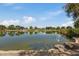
[0,3,73,27]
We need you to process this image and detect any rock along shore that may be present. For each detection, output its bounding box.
[0,42,79,56]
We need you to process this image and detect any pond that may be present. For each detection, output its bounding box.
[0,32,69,50]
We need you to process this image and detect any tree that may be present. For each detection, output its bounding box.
[46,27,53,29]
[34,26,38,29]
[66,26,72,29]
[0,25,6,30]
[29,26,33,29]
[64,3,79,28]
[66,29,75,38]
[19,26,25,30]
[74,19,79,28]
[61,26,65,29]
[64,3,79,19]
[56,26,60,29]
[15,25,21,30]
[8,25,15,30]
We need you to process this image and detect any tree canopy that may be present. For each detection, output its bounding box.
[64,3,79,28]
[64,3,79,20]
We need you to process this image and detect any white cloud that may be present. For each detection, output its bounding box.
[0,16,36,27]
[61,21,74,27]
[60,17,74,27]
[0,19,19,26]
[23,16,36,23]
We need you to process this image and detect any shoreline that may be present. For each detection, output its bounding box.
[0,42,79,56]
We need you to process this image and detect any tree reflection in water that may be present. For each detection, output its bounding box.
[0,32,6,37]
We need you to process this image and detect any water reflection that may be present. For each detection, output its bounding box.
[28,32,34,35]
[0,31,67,37]
[15,32,24,36]
[0,32,6,37]
[0,32,25,37]
[0,31,69,50]
[8,32,15,36]
[34,31,38,34]
[45,31,54,34]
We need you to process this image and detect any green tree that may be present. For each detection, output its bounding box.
[8,25,15,30]
[66,26,72,29]
[34,26,38,29]
[0,25,6,30]
[64,3,79,28]
[66,29,75,38]
[56,26,60,29]
[46,27,53,30]
[74,19,79,28]
[61,26,65,29]
[29,26,33,29]
[19,26,25,30]
[15,25,21,30]
[64,3,79,19]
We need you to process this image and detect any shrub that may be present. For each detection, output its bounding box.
[66,29,75,38]
[74,28,79,37]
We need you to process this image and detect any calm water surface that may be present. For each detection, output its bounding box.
[0,32,69,50]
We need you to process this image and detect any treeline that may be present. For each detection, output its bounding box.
[0,24,73,30]
[0,25,25,30]
[0,24,79,39]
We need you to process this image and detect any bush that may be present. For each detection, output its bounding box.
[66,29,75,38]
[74,28,79,37]
[65,28,79,39]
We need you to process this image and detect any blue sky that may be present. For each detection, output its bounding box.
[0,3,73,27]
